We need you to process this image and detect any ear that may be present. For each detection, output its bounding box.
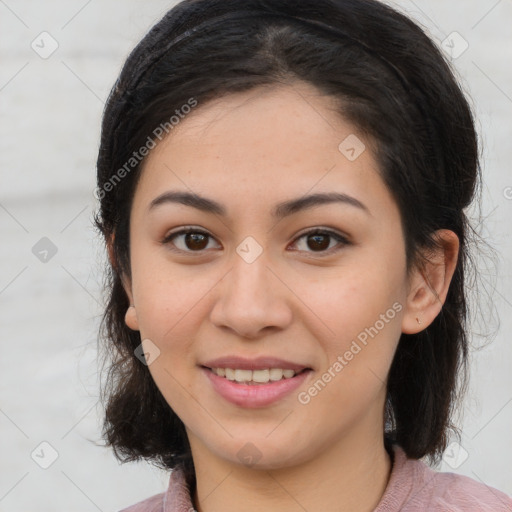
[401,229,459,334]
[107,233,140,331]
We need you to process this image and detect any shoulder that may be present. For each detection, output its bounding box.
[418,467,512,511]
[377,444,512,512]
[117,466,193,512]
[118,491,165,512]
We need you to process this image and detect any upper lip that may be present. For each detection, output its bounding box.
[201,356,311,372]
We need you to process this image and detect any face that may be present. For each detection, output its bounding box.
[122,82,413,470]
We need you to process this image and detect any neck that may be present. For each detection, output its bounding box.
[190,427,392,512]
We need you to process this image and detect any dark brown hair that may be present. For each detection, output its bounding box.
[94,0,492,475]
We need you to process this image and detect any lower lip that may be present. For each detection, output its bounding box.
[202,367,312,408]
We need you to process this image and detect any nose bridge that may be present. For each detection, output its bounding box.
[226,239,275,310]
[230,241,270,298]
[209,238,292,337]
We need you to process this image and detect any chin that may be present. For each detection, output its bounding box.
[214,437,312,471]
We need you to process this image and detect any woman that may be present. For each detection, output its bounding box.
[94,0,512,510]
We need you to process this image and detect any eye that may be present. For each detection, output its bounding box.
[290,228,350,255]
[161,226,350,256]
[161,227,220,253]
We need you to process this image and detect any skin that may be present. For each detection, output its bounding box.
[115,81,459,512]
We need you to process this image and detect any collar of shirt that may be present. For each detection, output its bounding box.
[123,442,512,511]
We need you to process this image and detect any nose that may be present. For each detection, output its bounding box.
[209,249,293,339]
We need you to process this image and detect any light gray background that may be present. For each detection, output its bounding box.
[1,1,511,510]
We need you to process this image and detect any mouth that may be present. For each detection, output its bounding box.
[199,355,313,407]
[202,366,311,385]
[201,364,313,408]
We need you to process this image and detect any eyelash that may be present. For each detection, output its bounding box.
[161,226,350,256]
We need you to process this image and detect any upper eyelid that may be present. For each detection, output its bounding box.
[163,226,349,251]
[163,226,347,240]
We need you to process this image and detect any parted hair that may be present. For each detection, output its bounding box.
[94,0,489,475]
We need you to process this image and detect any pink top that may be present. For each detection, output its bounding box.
[120,443,512,511]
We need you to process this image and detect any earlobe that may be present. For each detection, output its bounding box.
[401,229,459,334]
[125,305,140,331]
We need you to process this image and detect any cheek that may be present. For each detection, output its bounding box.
[297,258,404,383]
[298,282,402,424]
[130,244,209,337]
[295,262,401,338]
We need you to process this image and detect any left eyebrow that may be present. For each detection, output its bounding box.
[147,190,372,219]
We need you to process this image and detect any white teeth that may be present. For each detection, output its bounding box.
[234,369,252,382]
[211,367,300,384]
[269,368,284,381]
[252,369,269,382]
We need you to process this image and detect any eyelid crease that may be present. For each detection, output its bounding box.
[160,226,351,256]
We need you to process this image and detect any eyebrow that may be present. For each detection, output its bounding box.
[147,190,371,219]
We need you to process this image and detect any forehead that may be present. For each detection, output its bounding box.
[133,83,396,221]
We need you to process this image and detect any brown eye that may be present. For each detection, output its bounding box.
[183,232,209,250]
[306,233,331,251]
[162,228,219,253]
[291,229,349,255]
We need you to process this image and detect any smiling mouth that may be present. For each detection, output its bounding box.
[203,366,311,385]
